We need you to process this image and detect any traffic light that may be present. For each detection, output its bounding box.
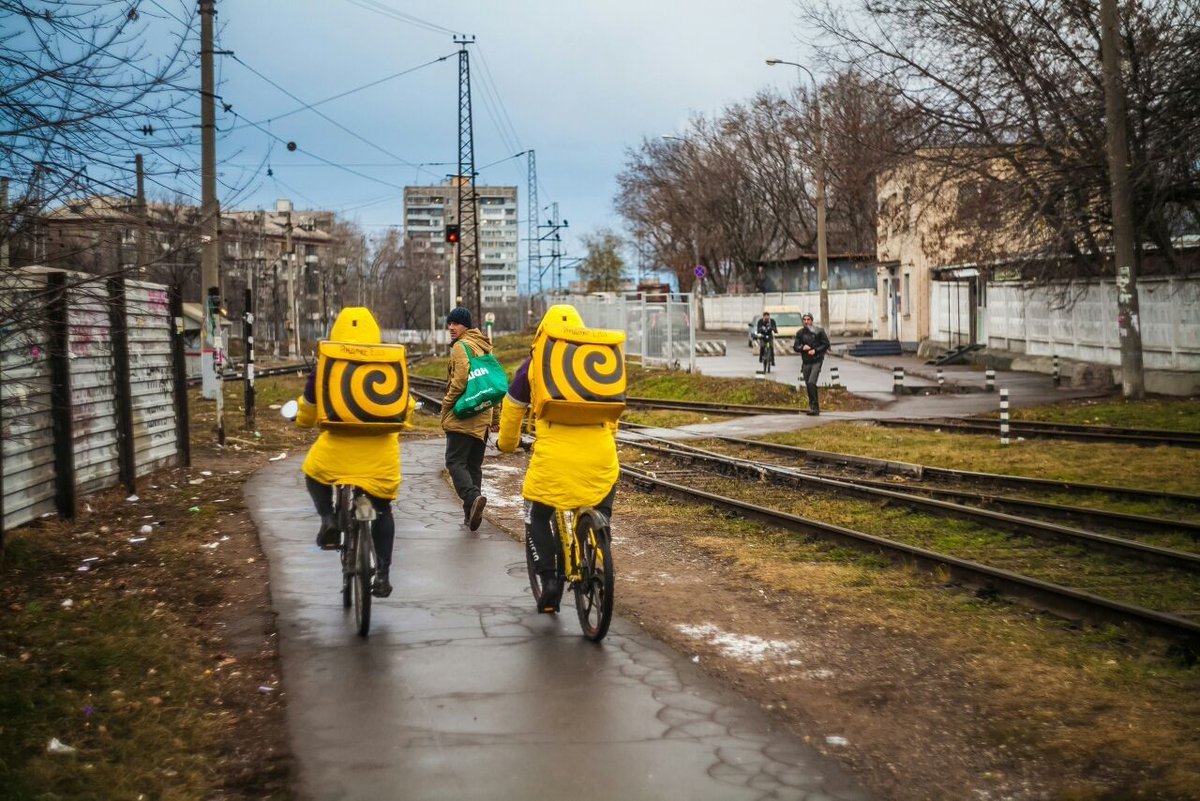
[444,224,460,244]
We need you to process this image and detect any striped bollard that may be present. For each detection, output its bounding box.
[1000,388,1010,446]
[936,368,944,391]
[830,364,840,386]
[985,368,996,392]
[1053,355,1060,386]
[892,366,904,394]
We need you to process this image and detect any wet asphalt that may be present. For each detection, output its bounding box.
[244,352,1098,800]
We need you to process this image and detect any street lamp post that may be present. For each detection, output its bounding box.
[766,58,829,333]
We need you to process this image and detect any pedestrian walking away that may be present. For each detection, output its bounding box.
[792,311,831,415]
[441,306,496,531]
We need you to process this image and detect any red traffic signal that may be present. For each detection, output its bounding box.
[444,224,460,244]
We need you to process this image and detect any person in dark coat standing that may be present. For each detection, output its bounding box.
[441,306,494,530]
[792,312,831,415]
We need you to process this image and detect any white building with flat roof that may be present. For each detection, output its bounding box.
[403,183,519,306]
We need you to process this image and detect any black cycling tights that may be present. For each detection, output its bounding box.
[525,485,616,578]
[305,476,395,571]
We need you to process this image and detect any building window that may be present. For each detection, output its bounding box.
[902,273,911,318]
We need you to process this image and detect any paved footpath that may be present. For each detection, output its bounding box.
[246,439,871,801]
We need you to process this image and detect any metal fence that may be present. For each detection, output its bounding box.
[547,294,697,372]
[2,268,187,536]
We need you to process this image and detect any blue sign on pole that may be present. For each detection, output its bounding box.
[694,265,706,278]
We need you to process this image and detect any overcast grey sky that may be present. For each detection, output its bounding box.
[215,0,808,286]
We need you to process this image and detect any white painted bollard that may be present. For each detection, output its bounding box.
[830,365,840,386]
[1053,355,1060,386]
[1000,388,1010,446]
[936,368,944,390]
[892,366,904,394]
[985,368,996,392]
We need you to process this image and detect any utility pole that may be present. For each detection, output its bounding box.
[539,203,568,294]
[766,58,829,330]
[285,210,298,358]
[1099,0,1144,398]
[1,176,9,271]
[813,97,829,332]
[454,35,480,316]
[199,0,224,443]
[135,155,148,274]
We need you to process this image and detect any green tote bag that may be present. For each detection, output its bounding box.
[452,341,509,418]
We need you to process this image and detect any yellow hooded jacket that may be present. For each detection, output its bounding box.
[295,307,409,500]
[496,305,619,509]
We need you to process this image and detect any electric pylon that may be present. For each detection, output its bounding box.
[526,149,540,297]
[454,35,480,316]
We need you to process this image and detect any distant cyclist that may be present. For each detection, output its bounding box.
[754,310,778,347]
[294,307,413,598]
[496,304,619,613]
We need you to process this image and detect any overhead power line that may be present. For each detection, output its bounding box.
[229,52,456,131]
[228,54,428,171]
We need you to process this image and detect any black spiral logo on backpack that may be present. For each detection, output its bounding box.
[540,339,625,404]
[321,358,407,424]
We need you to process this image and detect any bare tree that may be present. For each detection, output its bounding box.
[804,0,1200,274]
[615,71,909,291]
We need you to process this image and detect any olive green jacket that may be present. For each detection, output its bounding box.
[440,328,496,439]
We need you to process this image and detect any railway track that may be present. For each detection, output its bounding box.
[618,456,1200,643]
[622,434,1200,570]
[632,429,1200,542]
[876,416,1200,449]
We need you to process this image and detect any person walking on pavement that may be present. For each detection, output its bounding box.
[792,312,831,415]
[441,306,493,530]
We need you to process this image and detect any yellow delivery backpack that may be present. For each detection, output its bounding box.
[315,340,409,432]
[530,318,626,425]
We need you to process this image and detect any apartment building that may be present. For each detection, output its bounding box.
[403,182,519,306]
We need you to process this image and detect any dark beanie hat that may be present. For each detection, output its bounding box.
[447,306,472,327]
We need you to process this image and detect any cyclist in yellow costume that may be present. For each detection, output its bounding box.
[294,306,413,598]
[496,304,619,612]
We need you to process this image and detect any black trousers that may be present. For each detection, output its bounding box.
[801,359,824,412]
[305,475,395,571]
[525,485,617,577]
[445,431,486,517]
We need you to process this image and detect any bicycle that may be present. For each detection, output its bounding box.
[335,484,378,638]
[281,399,378,638]
[758,335,776,374]
[525,506,615,642]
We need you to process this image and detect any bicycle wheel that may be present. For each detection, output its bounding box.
[352,521,372,637]
[573,511,614,642]
[337,487,353,608]
[524,534,545,609]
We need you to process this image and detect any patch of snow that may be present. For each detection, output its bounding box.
[675,622,797,663]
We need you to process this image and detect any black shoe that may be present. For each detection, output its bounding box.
[539,573,563,614]
[806,409,820,416]
[468,495,487,531]
[316,514,339,549]
[371,569,392,598]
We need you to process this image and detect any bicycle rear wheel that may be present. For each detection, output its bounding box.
[352,521,372,637]
[337,487,353,608]
[573,511,614,642]
[524,534,545,609]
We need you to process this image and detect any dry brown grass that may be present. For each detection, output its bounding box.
[616,485,1200,798]
[763,422,1200,495]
